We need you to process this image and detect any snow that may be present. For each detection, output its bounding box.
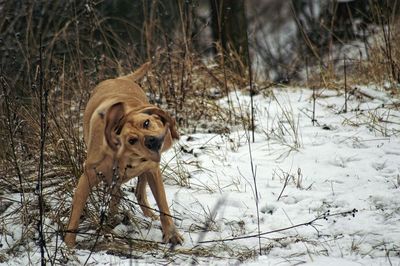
[1,86,400,265]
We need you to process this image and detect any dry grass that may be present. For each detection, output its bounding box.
[0,1,255,264]
[0,57,253,265]
[356,20,400,91]
[1,0,400,264]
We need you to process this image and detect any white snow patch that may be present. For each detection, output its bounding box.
[1,86,400,265]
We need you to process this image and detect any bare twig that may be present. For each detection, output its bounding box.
[277,171,291,201]
[36,33,49,266]
[84,161,125,265]
[243,4,255,143]
[233,88,262,255]
[0,75,26,205]
[344,55,348,113]
[198,209,359,244]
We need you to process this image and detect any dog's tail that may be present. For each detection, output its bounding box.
[119,62,151,82]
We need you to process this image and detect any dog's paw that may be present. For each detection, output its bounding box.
[162,226,184,245]
[64,233,76,248]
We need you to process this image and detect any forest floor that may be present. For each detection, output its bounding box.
[1,85,400,265]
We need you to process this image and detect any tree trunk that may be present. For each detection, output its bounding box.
[210,0,249,74]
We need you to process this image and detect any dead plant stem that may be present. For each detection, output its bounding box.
[198,209,358,244]
[37,34,49,266]
[344,55,348,113]
[0,76,26,206]
[233,88,262,255]
[243,2,255,143]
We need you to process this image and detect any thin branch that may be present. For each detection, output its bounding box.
[36,33,49,266]
[0,75,26,205]
[244,3,255,143]
[198,209,358,244]
[84,163,120,265]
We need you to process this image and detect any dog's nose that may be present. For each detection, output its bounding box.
[145,136,162,152]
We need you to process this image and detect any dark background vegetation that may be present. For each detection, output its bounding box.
[0,0,399,264]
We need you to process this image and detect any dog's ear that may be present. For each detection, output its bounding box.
[105,102,125,151]
[141,106,179,140]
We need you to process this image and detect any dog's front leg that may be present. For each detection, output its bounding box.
[145,169,183,245]
[136,174,158,220]
[65,169,99,248]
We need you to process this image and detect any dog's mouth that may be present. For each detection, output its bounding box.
[141,148,161,163]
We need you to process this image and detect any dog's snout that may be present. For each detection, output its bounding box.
[145,136,162,152]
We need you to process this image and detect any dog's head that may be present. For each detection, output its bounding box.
[104,102,179,167]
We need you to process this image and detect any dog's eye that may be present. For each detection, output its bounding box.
[128,137,138,145]
[143,119,150,129]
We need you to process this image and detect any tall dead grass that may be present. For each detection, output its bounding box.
[0,1,254,264]
[1,0,399,264]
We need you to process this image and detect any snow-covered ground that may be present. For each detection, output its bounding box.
[2,86,400,265]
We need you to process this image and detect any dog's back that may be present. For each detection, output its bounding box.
[83,62,151,143]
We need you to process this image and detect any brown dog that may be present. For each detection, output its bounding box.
[64,62,183,247]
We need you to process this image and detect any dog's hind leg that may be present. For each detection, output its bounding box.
[135,174,158,220]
